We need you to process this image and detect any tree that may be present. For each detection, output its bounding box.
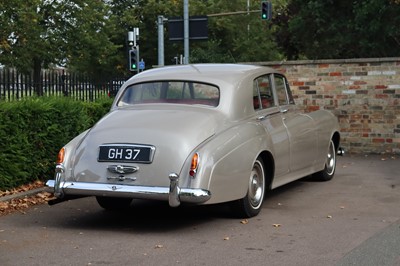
[281,0,400,59]
[1,0,286,86]
[0,0,63,95]
[162,0,283,64]
[352,0,400,57]
[62,1,122,82]
[0,0,120,95]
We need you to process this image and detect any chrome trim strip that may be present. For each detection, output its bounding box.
[107,165,139,174]
[46,180,211,206]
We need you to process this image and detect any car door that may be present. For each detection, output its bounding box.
[272,74,318,176]
[253,75,290,181]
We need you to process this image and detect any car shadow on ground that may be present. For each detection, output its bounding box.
[42,198,230,232]
[39,179,309,233]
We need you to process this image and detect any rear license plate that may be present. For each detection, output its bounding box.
[98,144,155,163]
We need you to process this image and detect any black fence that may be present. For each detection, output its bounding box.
[0,68,128,101]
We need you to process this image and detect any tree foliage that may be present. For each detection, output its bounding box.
[188,0,283,63]
[282,0,400,59]
[1,0,400,84]
[0,0,121,94]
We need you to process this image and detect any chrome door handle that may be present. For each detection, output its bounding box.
[256,115,266,121]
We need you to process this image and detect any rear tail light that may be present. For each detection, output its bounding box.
[56,147,65,164]
[189,153,199,177]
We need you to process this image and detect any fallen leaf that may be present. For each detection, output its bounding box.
[0,182,55,216]
[0,202,9,210]
[36,193,47,199]
[272,224,281,227]
[240,219,249,224]
[327,215,332,219]
[224,237,230,240]
[155,244,164,248]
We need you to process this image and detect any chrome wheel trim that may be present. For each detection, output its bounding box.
[248,160,265,209]
[325,140,336,176]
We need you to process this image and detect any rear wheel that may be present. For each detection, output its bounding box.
[313,140,336,181]
[232,157,265,218]
[96,196,132,210]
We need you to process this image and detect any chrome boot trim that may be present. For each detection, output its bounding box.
[107,165,139,174]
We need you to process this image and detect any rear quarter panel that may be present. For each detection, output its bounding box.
[308,110,340,170]
[193,121,274,204]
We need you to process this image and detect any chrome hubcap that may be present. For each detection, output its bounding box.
[325,141,336,175]
[248,160,264,208]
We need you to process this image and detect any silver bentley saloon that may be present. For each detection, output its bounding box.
[46,64,342,218]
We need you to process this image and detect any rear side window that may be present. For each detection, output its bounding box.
[253,75,275,110]
[117,81,220,107]
[274,75,294,106]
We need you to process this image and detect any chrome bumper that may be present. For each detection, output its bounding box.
[46,171,211,207]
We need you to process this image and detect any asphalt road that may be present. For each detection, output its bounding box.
[1,155,399,266]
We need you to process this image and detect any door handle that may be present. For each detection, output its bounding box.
[256,115,266,121]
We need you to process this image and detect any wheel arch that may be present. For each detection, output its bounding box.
[200,123,275,204]
[332,131,341,152]
[258,150,275,191]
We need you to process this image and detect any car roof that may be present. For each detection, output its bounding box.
[127,64,279,85]
[118,64,282,121]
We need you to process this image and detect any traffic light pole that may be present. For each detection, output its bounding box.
[183,0,189,65]
[157,16,166,66]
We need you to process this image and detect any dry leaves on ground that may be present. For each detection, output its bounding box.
[0,181,54,216]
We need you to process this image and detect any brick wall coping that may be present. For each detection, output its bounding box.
[247,57,400,66]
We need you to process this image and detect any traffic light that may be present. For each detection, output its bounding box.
[261,1,272,20]
[129,49,138,71]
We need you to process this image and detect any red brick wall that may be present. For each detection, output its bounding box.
[260,58,400,154]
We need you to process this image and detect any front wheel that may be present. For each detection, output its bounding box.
[231,157,266,218]
[312,140,336,181]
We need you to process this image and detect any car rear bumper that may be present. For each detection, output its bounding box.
[46,173,211,207]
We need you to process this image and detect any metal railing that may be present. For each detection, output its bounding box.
[0,68,127,101]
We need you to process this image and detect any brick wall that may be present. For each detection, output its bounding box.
[259,58,400,154]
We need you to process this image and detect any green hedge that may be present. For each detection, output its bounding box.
[0,97,113,190]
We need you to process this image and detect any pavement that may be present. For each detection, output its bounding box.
[0,187,47,202]
[0,154,399,266]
